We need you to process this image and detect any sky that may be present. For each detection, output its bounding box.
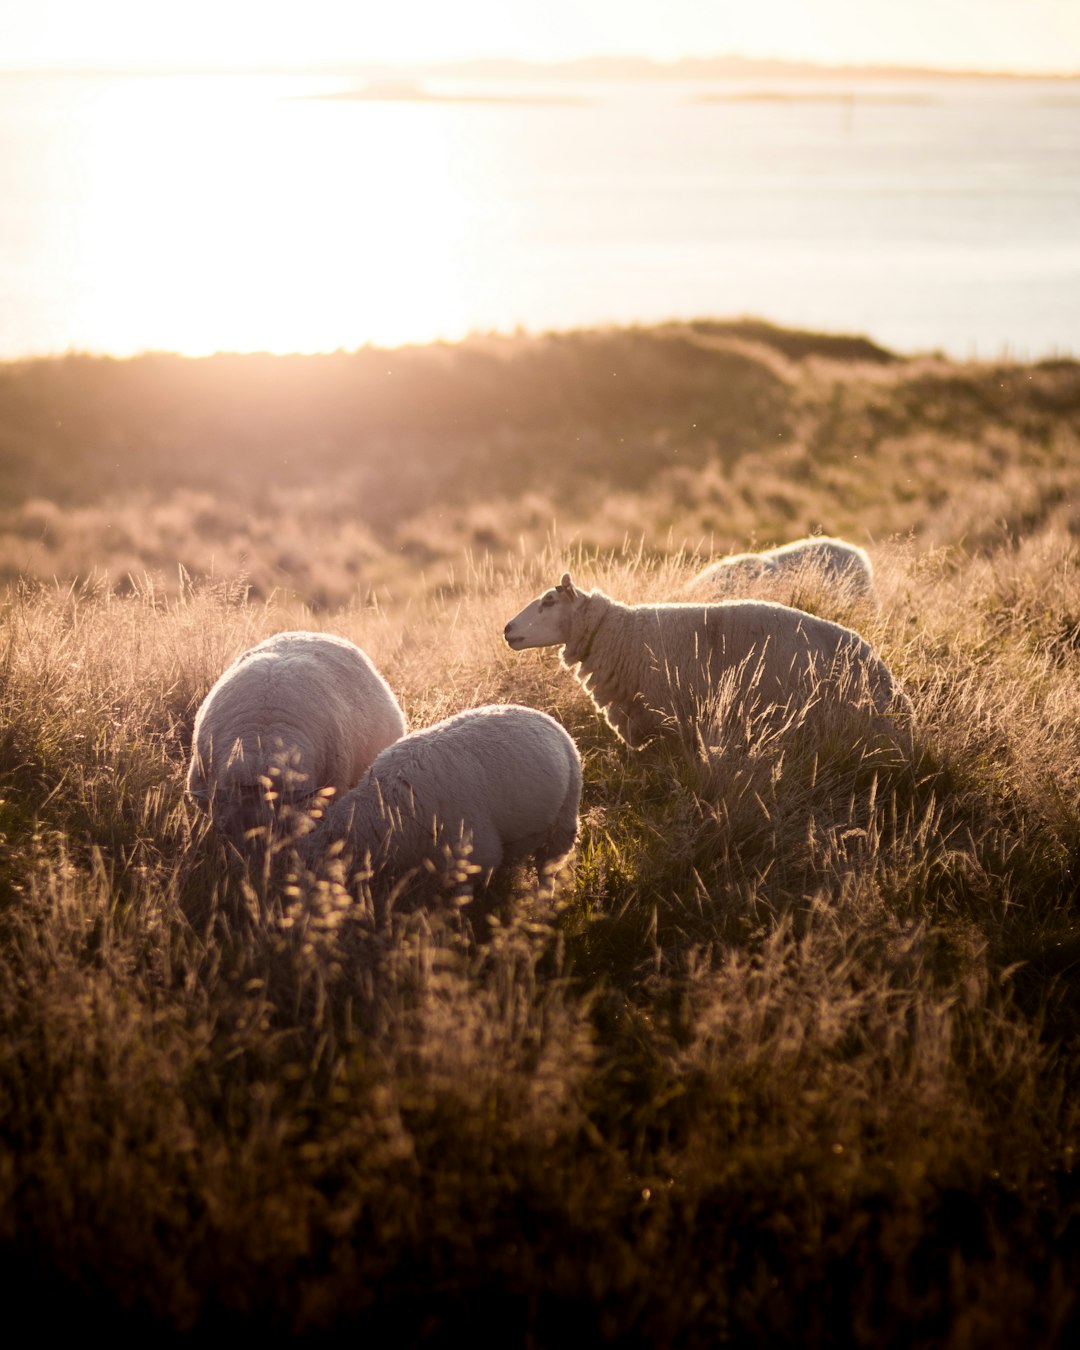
[3,0,1080,75]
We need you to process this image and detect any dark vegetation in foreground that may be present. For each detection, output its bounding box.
[1,321,1079,1344]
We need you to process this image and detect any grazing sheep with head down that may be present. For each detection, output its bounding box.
[186,630,407,848]
[685,535,877,606]
[300,704,582,894]
[504,572,910,750]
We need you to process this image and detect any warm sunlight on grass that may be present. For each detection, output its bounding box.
[1,323,1079,1343]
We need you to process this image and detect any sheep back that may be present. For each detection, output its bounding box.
[187,630,406,838]
[307,704,582,886]
[686,536,877,604]
[563,592,907,748]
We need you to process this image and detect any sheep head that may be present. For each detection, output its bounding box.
[186,730,322,850]
[503,572,582,650]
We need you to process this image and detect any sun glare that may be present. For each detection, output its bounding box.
[70,78,471,355]
[2,1,1079,360]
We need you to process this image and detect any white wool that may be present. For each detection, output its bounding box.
[505,574,910,750]
[302,704,582,888]
[685,535,877,604]
[186,630,406,844]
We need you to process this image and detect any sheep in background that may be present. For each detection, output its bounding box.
[685,536,877,606]
[300,704,582,896]
[504,572,910,751]
[186,630,407,849]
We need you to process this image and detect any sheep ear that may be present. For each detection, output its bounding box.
[560,572,576,598]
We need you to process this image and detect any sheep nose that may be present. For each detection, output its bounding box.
[503,622,514,638]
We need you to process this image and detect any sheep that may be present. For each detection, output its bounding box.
[300,704,582,896]
[503,572,911,751]
[186,630,407,848]
[684,535,877,606]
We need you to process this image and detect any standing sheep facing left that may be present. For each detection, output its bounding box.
[299,704,582,893]
[187,630,407,849]
[504,572,910,750]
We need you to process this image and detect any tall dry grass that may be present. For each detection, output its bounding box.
[2,519,1079,1342]
[1,325,1079,1341]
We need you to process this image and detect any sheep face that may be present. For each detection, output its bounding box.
[187,737,317,851]
[504,572,579,650]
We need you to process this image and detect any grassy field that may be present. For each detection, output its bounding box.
[1,321,1079,1343]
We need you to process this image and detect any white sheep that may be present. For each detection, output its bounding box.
[186,630,407,846]
[504,573,910,750]
[685,536,877,605]
[300,704,582,892]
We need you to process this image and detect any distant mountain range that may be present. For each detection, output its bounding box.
[412,54,1079,82]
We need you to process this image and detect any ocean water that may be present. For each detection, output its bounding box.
[1,71,1078,360]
